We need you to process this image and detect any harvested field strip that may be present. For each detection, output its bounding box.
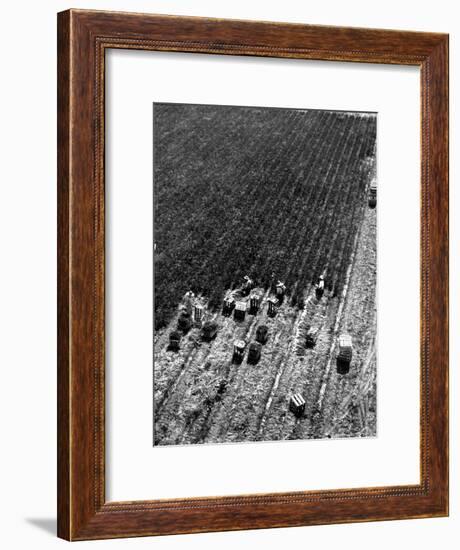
[316,194,364,412]
[260,292,332,441]
[257,290,318,439]
[314,206,377,439]
[223,305,296,442]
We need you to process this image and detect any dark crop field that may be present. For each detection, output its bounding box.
[153,103,377,446]
[154,104,376,330]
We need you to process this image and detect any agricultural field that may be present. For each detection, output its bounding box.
[153,103,377,446]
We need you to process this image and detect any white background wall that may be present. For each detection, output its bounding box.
[0,0,456,548]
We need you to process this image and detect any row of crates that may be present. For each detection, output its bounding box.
[223,296,279,319]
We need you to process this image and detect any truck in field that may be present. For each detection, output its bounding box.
[337,334,353,374]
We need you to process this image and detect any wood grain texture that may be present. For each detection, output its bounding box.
[57,9,70,541]
[57,9,449,541]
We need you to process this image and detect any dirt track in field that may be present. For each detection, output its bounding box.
[153,206,376,446]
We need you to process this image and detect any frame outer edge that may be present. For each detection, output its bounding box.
[57,9,71,542]
[427,36,449,515]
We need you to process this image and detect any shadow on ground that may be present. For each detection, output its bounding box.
[26,518,56,536]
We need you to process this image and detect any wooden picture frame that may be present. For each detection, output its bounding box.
[57,9,449,541]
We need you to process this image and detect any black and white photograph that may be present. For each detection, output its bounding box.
[153,102,377,446]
